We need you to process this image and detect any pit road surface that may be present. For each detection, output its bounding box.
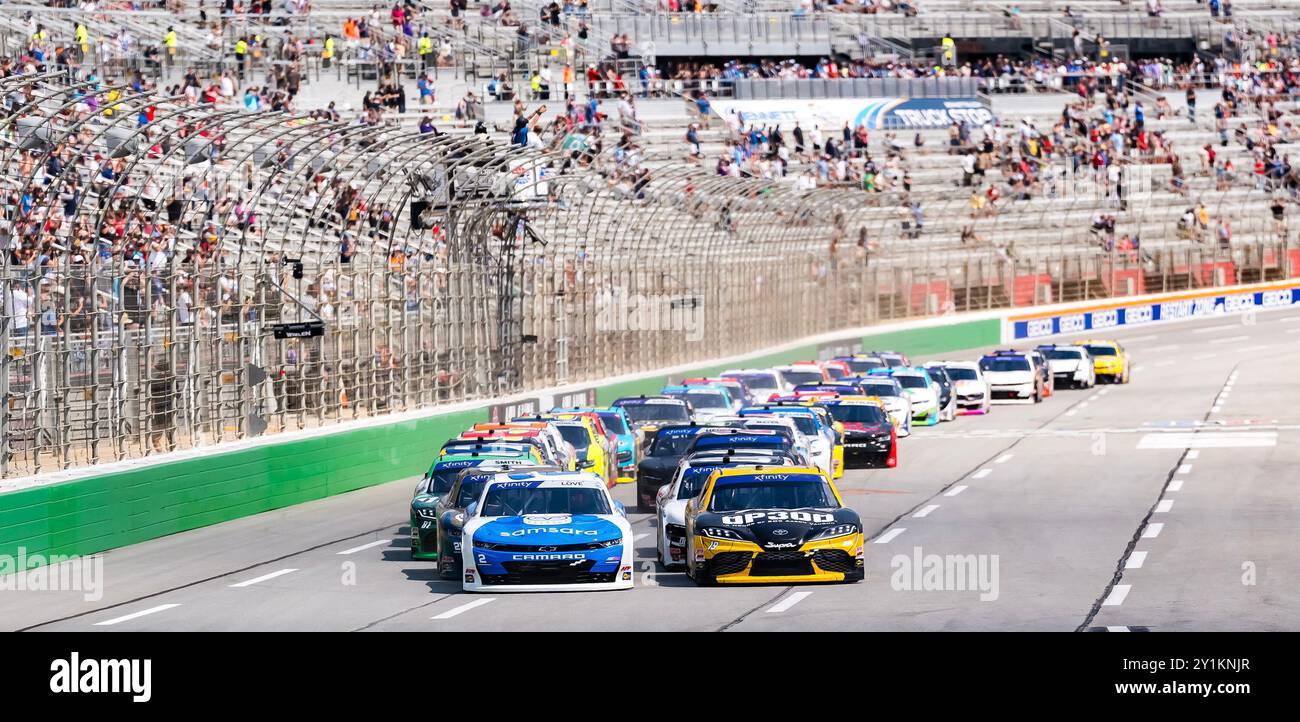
[6,311,1299,631]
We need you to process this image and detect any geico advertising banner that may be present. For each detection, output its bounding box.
[710,97,993,130]
[1008,285,1300,340]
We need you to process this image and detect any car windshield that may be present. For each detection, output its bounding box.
[943,367,979,380]
[981,357,1031,372]
[651,432,700,456]
[845,358,885,373]
[725,373,777,390]
[859,381,900,397]
[823,366,847,380]
[480,486,611,516]
[709,480,838,512]
[896,375,928,389]
[456,477,489,507]
[1047,349,1083,360]
[668,391,729,410]
[1085,345,1117,357]
[883,356,905,367]
[779,370,824,386]
[827,405,887,424]
[420,467,465,495]
[595,412,629,435]
[555,425,590,452]
[621,402,691,424]
[772,414,818,435]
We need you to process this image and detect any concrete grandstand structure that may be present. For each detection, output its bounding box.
[0,0,1296,484]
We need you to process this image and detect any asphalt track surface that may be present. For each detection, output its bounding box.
[5,310,1300,632]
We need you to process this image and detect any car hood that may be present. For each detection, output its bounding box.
[411,493,440,510]
[984,370,1035,384]
[696,507,859,549]
[473,514,624,544]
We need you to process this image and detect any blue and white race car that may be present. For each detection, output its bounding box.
[460,471,634,592]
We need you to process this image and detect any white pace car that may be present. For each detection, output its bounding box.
[927,360,991,415]
[459,471,634,592]
[654,458,794,569]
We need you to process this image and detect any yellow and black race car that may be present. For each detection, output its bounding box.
[684,467,864,585]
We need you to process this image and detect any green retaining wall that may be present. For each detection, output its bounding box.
[0,317,1000,562]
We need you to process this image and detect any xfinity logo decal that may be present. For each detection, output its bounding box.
[50,653,152,703]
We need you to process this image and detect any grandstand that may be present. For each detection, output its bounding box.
[0,0,1297,481]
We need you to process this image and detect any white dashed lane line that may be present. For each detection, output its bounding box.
[1177,464,1193,474]
[1186,450,1200,460]
[766,591,813,614]
[1192,353,1218,360]
[94,604,182,627]
[229,568,298,588]
[995,454,1013,464]
[431,598,496,620]
[1210,335,1251,344]
[1192,325,1238,334]
[874,528,907,544]
[1155,499,1174,513]
[1103,585,1132,606]
[912,505,941,518]
[944,485,968,497]
[971,469,992,479]
[1167,480,1184,492]
[1125,551,1148,569]
[336,539,395,555]
[1142,523,1164,539]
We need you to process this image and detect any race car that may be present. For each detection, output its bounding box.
[738,406,838,478]
[655,458,796,570]
[660,384,738,422]
[434,463,562,579]
[719,369,784,405]
[684,467,865,585]
[925,361,991,414]
[459,471,634,592]
[820,397,897,469]
[1036,344,1096,389]
[612,396,694,446]
[871,351,911,368]
[849,375,914,434]
[919,364,959,422]
[411,455,533,560]
[439,439,546,464]
[870,367,943,425]
[546,415,617,486]
[1077,339,1131,384]
[635,423,712,512]
[551,406,638,480]
[680,377,751,410]
[979,351,1045,404]
[772,363,829,392]
[469,422,577,470]
[833,353,888,375]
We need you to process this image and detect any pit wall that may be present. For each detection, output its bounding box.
[4,277,1298,562]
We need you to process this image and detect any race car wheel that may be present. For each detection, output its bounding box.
[844,568,865,584]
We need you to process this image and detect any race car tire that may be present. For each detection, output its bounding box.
[844,568,865,583]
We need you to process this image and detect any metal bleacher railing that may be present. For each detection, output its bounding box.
[1,46,1297,480]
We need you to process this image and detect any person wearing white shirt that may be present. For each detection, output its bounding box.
[6,284,31,336]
